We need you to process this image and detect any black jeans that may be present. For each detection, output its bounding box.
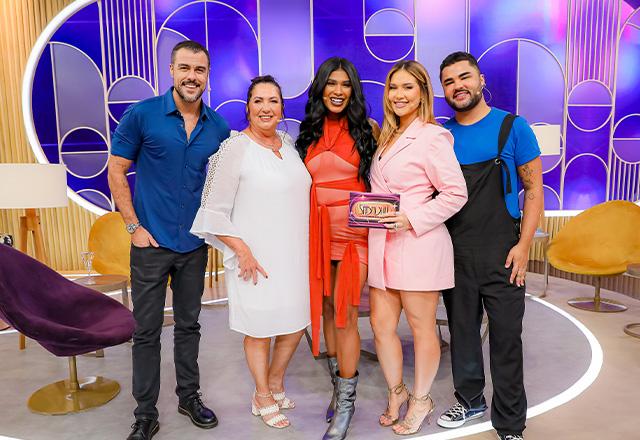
[442,241,527,436]
[130,244,208,421]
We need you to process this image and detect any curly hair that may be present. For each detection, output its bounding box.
[295,57,377,187]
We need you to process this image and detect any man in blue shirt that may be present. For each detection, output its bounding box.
[436,52,543,440]
[108,40,230,440]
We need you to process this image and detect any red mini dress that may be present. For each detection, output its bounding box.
[304,117,368,356]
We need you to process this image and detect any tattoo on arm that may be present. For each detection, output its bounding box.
[519,163,535,188]
[517,158,543,204]
[516,158,543,246]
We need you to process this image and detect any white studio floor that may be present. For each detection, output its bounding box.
[0,273,609,440]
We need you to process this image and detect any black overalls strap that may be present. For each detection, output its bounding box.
[496,113,516,194]
[445,113,520,249]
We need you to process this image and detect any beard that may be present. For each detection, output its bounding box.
[175,81,204,103]
[445,87,483,112]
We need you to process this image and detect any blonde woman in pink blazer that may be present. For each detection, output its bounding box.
[368,60,468,435]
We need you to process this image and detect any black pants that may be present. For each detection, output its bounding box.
[443,241,527,436]
[130,244,208,420]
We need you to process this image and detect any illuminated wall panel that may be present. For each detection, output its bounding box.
[23,0,640,215]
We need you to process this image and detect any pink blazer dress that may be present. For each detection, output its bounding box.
[368,119,468,291]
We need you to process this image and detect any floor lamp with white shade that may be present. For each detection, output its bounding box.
[0,163,68,348]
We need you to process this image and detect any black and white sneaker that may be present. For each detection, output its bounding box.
[498,435,523,440]
[437,402,486,428]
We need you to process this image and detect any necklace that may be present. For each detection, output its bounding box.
[248,127,281,151]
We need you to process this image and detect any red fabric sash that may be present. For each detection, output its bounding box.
[309,177,364,355]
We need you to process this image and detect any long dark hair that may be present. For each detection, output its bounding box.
[295,57,376,186]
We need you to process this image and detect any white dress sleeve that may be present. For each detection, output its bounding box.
[277,129,295,148]
[190,131,247,251]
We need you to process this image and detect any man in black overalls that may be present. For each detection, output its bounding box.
[436,52,544,440]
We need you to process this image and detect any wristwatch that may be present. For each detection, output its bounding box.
[126,222,141,234]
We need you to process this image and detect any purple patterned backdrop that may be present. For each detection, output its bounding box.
[24,0,640,214]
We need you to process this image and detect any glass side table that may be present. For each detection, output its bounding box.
[74,274,130,309]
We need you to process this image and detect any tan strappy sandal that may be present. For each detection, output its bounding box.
[271,390,295,410]
[251,390,290,429]
[379,382,409,427]
[392,393,435,436]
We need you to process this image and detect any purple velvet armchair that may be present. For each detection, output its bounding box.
[0,245,135,414]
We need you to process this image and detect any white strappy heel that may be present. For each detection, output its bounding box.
[251,390,290,429]
[271,390,296,410]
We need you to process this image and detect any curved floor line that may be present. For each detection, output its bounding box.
[409,295,603,440]
[0,295,602,440]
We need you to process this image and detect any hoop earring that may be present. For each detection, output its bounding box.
[482,86,492,104]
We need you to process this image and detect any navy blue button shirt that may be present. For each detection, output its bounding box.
[111,87,230,253]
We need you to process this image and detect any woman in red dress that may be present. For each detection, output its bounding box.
[296,57,378,440]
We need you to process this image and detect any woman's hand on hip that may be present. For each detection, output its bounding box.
[378,211,413,232]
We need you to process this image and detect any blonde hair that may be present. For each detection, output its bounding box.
[378,60,438,148]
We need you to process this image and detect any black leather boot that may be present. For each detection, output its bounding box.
[326,357,338,423]
[178,393,218,429]
[126,419,159,440]
[322,371,358,440]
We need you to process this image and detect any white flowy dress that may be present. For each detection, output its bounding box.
[191,131,311,338]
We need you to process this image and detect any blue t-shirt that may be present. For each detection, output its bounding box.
[444,108,541,219]
[111,88,230,253]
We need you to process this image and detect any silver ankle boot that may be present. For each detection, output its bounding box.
[326,357,338,423]
[322,371,358,440]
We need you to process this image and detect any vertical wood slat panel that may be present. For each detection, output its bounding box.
[529,260,640,300]
[529,216,572,262]
[0,0,97,271]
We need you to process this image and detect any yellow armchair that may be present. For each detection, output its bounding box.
[88,212,131,277]
[547,200,640,312]
[88,213,219,284]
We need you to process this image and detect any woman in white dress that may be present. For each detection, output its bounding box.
[190,75,311,429]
